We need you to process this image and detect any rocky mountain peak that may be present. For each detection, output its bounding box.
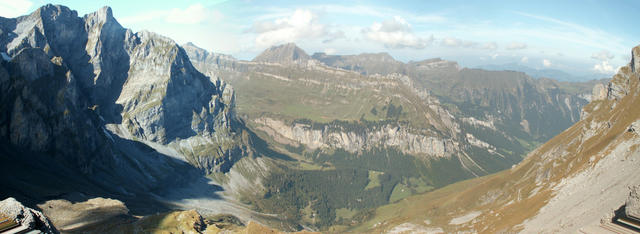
[604,45,640,101]
[359,52,395,61]
[34,4,78,20]
[182,42,210,61]
[83,6,118,27]
[252,42,310,64]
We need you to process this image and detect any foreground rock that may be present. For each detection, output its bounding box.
[627,185,640,219]
[38,198,130,231]
[39,196,317,233]
[0,197,57,233]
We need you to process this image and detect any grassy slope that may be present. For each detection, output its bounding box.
[351,64,639,233]
[231,64,444,130]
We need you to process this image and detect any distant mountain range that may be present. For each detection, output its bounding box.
[476,62,606,82]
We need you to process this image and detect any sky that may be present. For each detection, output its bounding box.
[1,0,639,78]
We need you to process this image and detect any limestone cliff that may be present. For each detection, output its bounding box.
[254,117,457,158]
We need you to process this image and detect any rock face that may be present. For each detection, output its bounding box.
[0,4,243,173]
[0,4,246,210]
[0,197,57,233]
[591,83,608,101]
[255,117,456,158]
[182,42,240,74]
[627,185,640,219]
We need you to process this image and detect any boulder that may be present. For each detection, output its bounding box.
[0,197,58,233]
[626,185,640,220]
[628,120,640,133]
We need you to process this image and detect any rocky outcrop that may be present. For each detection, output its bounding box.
[38,198,129,231]
[632,46,640,73]
[627,185,640,219]
[182,42,240,73]
[591,83,608,101]
[629,120,640,133]
[0,197,57,233]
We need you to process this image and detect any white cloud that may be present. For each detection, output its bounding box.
[481,42,498,50]
[251,9,330,47]
[441,37,460,47]
[590,50,614,61]
[441,37,476,48]
[322,30,346,43]
[542,59,552,67]
[491,53,499,60]
[516,12,627,53]
[324,48,337,55]
[0,0,32,18]
[310,4,446,23]
[590,50,618,74]
[593,60,616,74]
[363,16,432,49]
[506,42,527,50]
[521,56,529,63]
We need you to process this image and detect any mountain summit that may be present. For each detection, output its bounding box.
[252,43,310,65]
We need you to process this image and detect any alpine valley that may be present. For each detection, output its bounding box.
[1,4,638,234]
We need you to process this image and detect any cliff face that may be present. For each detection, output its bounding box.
[0,5,244,205]
[254,117,457,158]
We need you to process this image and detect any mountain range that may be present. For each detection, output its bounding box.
[357,45,640,233]
[1,4,635,233]
[477,62,606,82]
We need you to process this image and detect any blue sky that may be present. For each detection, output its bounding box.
[1,0,638,78]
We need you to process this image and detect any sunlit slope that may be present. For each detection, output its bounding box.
[356,45,640,233]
